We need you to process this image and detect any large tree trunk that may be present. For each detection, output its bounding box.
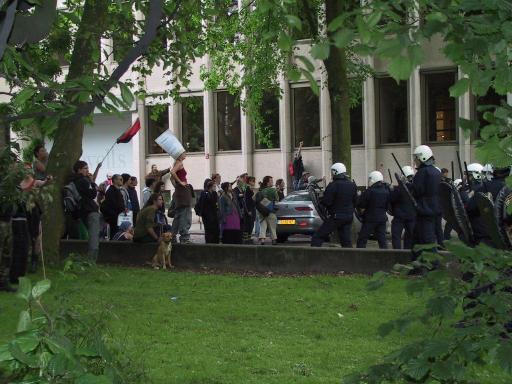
[324,0,351,173]
[43,0,108,262]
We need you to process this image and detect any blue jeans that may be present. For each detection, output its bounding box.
[171,207,192,243]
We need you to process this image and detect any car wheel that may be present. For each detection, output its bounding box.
[277,234,289,243]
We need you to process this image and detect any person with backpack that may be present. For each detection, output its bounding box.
[243,176,257,244]
[71,161,101,260]
[100,174,125,239]
[255,176,279,245]
[196,179,220,244]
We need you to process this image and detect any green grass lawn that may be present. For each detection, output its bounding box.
[0,266,506,383]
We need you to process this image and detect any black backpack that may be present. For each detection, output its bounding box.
[194,191,206,216]
[63,181,81,219]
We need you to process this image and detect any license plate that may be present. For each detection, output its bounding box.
[278,219,296,225]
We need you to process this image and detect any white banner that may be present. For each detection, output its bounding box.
[155,130,185,159]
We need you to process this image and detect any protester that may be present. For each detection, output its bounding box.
[32,144,48,181]
[142,178,156,207]
[243,176,257,244]
[255,176,279,245]
[212,173,222,195]
[128,176,140,223]
[97,173,113,203]
[170,152,193,244]
[201,179,220,244]
[112,221,134,241]
[72,160,101,259]
[219,182,243,244]
[134,193,171,243]
[120,173,132,211]
[100,174,125,239]
[292,141,304,190]
[275,179,286,201]
[146,164,170,183]
[297,171,311,190]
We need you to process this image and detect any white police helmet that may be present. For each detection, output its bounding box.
[331,163,346,176]
[368,171,384,186]
[413,145,433,163]
[402,166,414,178]
[467,163,484,181]
[482,164,493,180]
[454,178,462,188]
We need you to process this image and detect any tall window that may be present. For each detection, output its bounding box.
[146,105,169,155]
[216,91,241,151]
[351,99,364,145]
[376,77,408,144]
[423,71,457,142]
[254,91,280,150]
[181,96,204,153]
[292,86,320,147]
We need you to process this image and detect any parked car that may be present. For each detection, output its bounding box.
[275,191,322,242]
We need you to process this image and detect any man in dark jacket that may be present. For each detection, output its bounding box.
[73,161,101,260]
[390,166,416,249]
[128,176,140,223]
[100,174,125,239]
[356,171,390,249]
[410,145,442,249]
[311,163,357,248]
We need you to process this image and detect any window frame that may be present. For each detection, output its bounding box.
[290,82,322,150]
[145,102,170,156]
[214,89,242,153]
[421,67,459,145]
[375,74,410,146]
[179,92,205,154]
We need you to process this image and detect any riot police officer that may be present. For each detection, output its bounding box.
[482,164,507,201]
[311,163,357,248]
[464,163,493,245]
[410,145,441,249]
[356,171,390,249]
[390,166,416,249]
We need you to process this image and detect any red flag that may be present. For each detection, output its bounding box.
[116,118,141,143]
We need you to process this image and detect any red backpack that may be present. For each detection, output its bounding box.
[288,161,294,176]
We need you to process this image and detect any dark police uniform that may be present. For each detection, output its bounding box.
[356,181,390,249]
[483,177,505,201]
[411,162,441,247]
[464,181,493,246]
[311,174,357,247]
[390,180,416,249]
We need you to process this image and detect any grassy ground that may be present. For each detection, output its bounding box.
[0,266,506,383]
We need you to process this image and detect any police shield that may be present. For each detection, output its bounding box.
[394,173,417,209]
[475,192,510,249]
[495,186,512,248]
[438,181,474,245]
[308,185,329,222]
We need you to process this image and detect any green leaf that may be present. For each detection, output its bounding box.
[356,16,371,44]
[8,342,38,368]
[0,344,13,362]
[310,41,330,60]
[47,352,69,376]
[14,332,39,353]
[449,78,470,97]
[426,12,448,23]
[403,358,429,380]
[331,29,354,49]
[365,11,382,28]
[17,310,31,333]
[388,56,413,81]
[459,118,480,133]
[301,69,319,95]
[327,14,347,32]
[16,277,32,302]
[13,88,36,107]
[45,334,75,356]
[32,279,51,299]
[76,373,113,384]
[296,55,315,72]
[495,341,512,372]
[119,82,134,106]
[285,15,302,31]
[287,67,301,82]
[277,33,294,51]
[375,38,403,58]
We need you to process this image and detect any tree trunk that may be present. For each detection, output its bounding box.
[324,0,352,174]
[43,0,108,262]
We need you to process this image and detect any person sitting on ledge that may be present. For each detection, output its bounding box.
[134,193,171,243]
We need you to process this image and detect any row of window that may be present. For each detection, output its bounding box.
[146,70,506,154]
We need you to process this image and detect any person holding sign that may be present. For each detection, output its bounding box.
[169,152,193,244]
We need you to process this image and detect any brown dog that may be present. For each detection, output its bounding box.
[151,232,173,270]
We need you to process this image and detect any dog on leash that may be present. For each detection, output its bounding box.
[151,232,173,270]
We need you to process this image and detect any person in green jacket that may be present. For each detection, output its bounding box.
[255,176,279,245]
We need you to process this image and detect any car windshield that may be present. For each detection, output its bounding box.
[281,194,312,202]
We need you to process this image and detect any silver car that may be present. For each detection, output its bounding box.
[275,191,323,242]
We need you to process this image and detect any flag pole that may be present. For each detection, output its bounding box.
[100,141,117,164]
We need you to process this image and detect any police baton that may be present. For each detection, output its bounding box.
[391,153,418,209]
[387,169,393,184]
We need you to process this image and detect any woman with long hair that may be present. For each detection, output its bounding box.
[219,182,243,244]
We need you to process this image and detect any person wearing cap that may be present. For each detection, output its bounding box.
[311,163,357,248]
[112,221,134,241]
[356,171,390,249]
[410,145,442,251]
[390,166,416,249]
